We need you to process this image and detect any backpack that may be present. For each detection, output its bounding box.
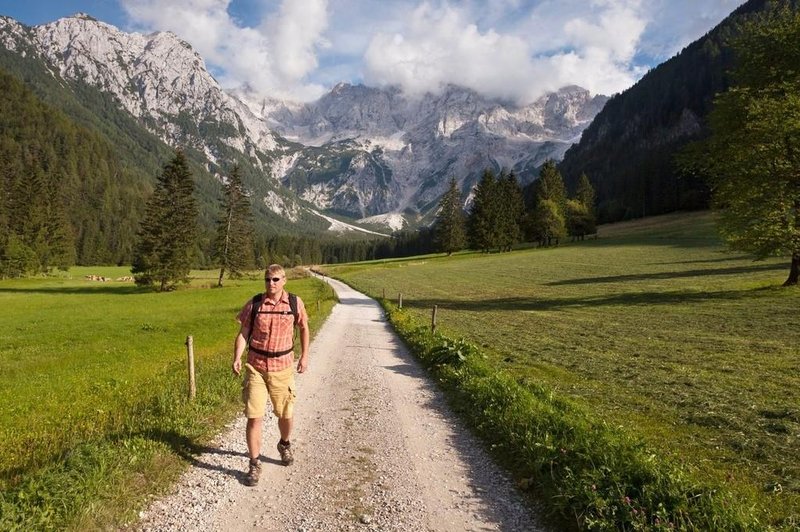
[247,292,299,344]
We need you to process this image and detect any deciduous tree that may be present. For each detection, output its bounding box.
[531,199,566,247]
[565,199,595,240]
[683,7,800,285]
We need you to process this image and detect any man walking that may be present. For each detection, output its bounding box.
[232,264,310,486]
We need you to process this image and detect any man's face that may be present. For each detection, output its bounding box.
[265,272,286,296]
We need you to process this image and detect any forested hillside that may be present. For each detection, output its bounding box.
[0,43,335,273]
[558,0,799,223]
[0,67,148,270]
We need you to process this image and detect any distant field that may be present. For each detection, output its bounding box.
[326,211,800,524]
[0,268,336,529]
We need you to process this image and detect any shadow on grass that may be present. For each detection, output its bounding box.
[0,428,251,490]
[401,287,768,313]
[129,428,280,485]
[652,255,752,265]
[547,262,786,286]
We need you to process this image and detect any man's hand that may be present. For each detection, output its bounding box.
[297,355,309,374]
[232,358,242,376]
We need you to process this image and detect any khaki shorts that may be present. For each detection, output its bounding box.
[242,363,296,419]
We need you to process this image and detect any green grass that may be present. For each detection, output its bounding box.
[324,211,800,529]
[0,267,337,530]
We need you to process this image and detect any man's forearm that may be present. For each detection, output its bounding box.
[233,333,247,361]
[300,328,310,358]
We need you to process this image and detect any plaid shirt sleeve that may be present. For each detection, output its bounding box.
[236,299,254,331]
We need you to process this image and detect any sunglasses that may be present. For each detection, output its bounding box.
[266,277,284,283]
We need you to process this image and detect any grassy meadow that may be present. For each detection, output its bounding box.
[0,268,337,530]
[324,211,799,529]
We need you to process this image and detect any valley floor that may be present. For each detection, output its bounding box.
[136,277,545,531]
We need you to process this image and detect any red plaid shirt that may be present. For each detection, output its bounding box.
[237,290,308,372]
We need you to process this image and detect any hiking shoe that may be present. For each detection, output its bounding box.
[277,440,294,465]
[245,459,261,486]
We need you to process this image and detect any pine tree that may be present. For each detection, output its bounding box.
[496,171,524,251]
[434,178,467,255]
[214,164,255,286]
[524,160,568,245]
[468,169,500,252]
[576,173,596,211]
[131,150,198,291]
[536,160,567,207]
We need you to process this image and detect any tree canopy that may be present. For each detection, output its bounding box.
[683,6,800,285]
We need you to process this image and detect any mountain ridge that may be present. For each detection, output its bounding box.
[557,0,800,222]
[1,12,607,232]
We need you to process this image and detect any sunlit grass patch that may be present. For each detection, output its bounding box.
[0,268,337,530]
[326,211,800,528]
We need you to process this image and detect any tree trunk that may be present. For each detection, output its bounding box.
[783,253,799,286]
[218,266,226,287]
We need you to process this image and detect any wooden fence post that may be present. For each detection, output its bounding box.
[398,293,403,309]
[382,287,386,300]
[186,335,196,400]
[431,305,438,334]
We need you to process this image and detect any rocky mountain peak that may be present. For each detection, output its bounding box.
[20,15,280,161]
[1,13,609,232]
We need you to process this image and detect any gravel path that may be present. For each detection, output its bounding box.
[136,277,548,531]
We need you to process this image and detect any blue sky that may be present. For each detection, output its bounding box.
[0,0,744,103]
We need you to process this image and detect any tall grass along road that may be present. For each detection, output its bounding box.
[137,276,546,531]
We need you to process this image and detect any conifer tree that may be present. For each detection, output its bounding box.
[576,173,596,211]
[468,169,500,252]
[131,150,198,291]
[434,178,467,255]
[214,164,255,286]
[496,170,524,251]
[536,160,567,207]
[525,160,568,245]
[682,7,800,285]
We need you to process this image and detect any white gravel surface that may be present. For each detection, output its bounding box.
[136,277,548,531]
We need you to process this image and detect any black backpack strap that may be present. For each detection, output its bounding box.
[248,293,263,343]
[288,293,298,325]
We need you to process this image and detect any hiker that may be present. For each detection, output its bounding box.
[232,264,310,486]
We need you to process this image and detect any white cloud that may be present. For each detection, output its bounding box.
[117,0,741,104]
[363,1,648,103]
[265,0,329,81]
[120,0,330,101]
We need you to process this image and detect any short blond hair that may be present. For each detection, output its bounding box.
[265,264,285,279]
